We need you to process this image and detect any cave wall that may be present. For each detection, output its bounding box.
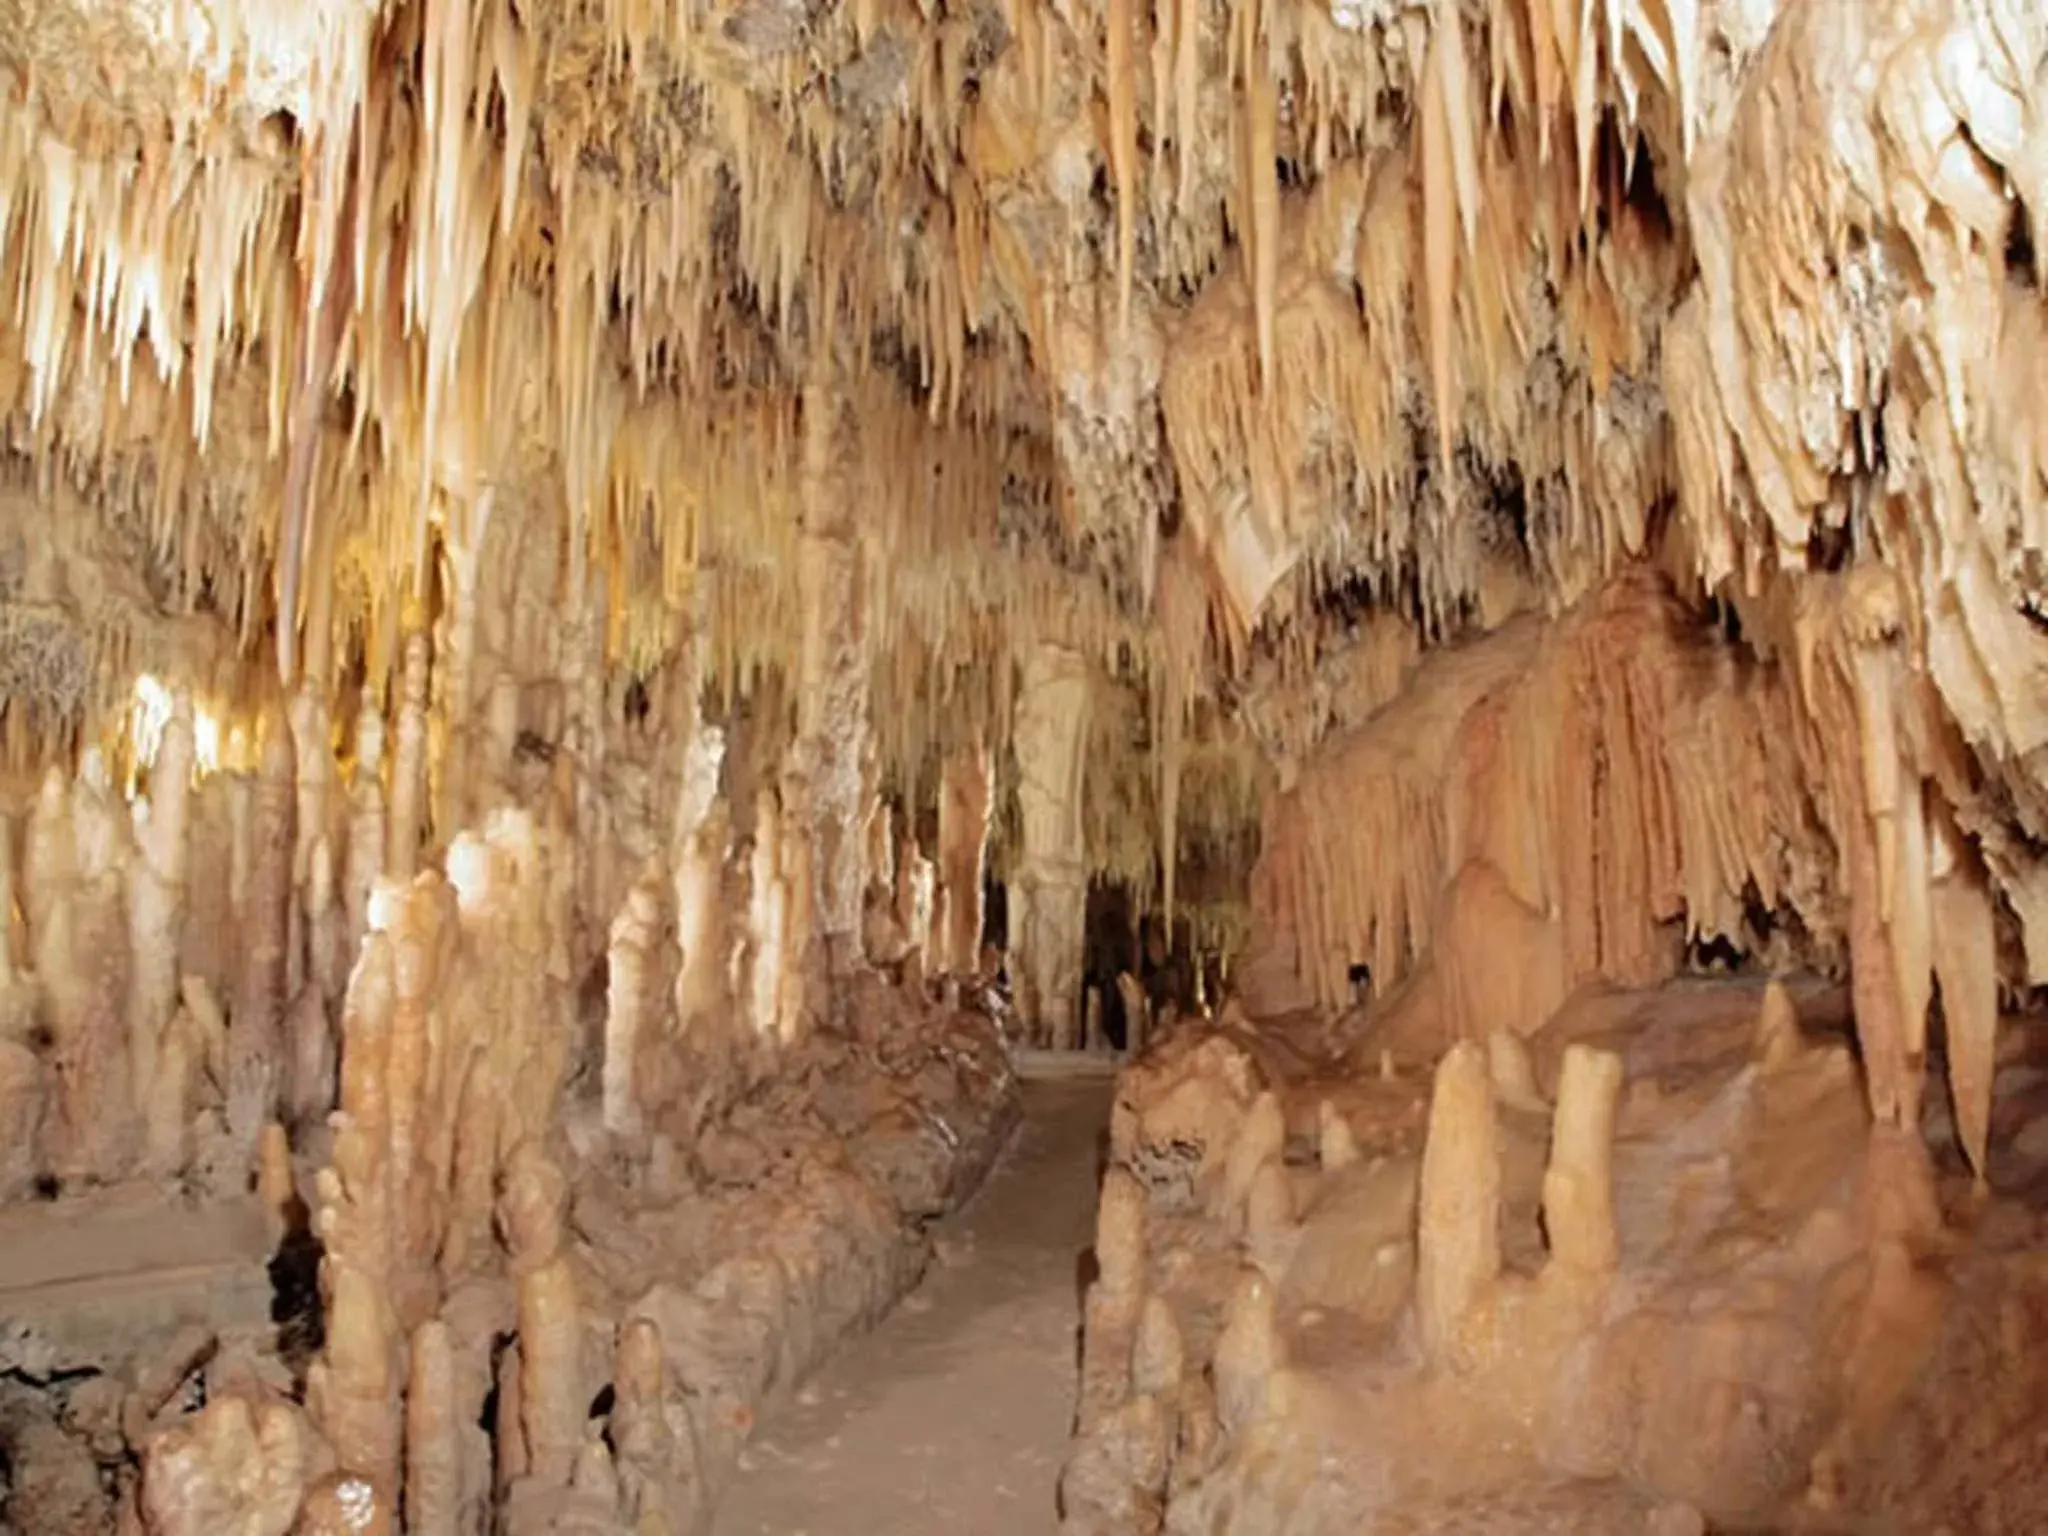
[1240,568,1837,1032]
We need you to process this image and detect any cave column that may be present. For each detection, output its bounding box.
[782,377,871,1010]
[936,741,994,976]
[562,533,612,963]
[1012,643,1094,1049]
[668,601,730,1030]
[432,490,496,835]
[388,608,432,881]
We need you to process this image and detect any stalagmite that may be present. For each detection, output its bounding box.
[388,623,432,882]
[502,1143,581,1490]
[1117,971,1151,1057]
[936,742,993,976]
[1541,1045,1624,1275]
[34,755,138,1184]
[787,380,871,992]
[896,841,936,974]
[604,868,665,1136]
[1415,1041,1500,1364]
[346,704,389,958]
[748,791,792,1041]
[288,685,338,997]
[672,800,729,1031]
[128,690,194,1113]
[1012,644,1093,1048]
[1930,804,1997,1179]
[3,0,2047,1528]
[404,1320,462,1536]
[225,712,296,1150]
[610,1317,690,1529]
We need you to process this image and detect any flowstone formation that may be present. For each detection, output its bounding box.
[1064,979,2048,1533]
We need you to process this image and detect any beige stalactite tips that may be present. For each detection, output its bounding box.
[1540,1045,1625,1277]
[1415,1040,1501,1367]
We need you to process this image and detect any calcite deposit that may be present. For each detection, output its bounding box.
[1,0,2047,1527]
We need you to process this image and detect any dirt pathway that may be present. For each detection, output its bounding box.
[714,1071,1112,1535]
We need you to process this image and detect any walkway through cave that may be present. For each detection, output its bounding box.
[714,1069,1113,1535]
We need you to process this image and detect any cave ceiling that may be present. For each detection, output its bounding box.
[0,0,2041,833]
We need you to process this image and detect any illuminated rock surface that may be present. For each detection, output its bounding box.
[0,0,2046,1528]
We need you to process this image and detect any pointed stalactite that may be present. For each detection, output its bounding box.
[1175,0,1201,212]
[1107,0,1139,335]
[1420,11,1460,476]
[1241,1,1280,396]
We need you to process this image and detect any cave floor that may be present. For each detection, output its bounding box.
[714,1069,1113,1535]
